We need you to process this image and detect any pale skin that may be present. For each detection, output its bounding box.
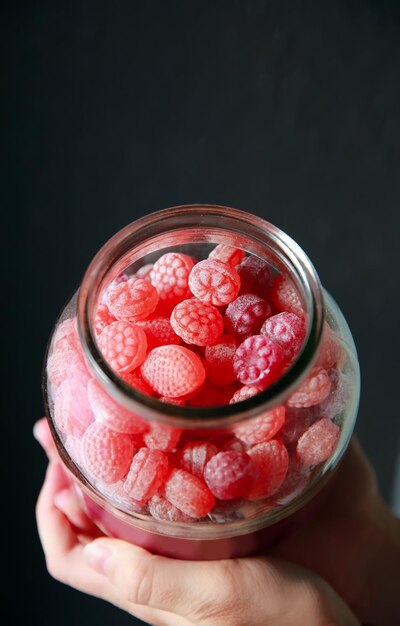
[34,418,400,626]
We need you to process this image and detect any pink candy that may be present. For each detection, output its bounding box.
[97,320,147,373]
[150,253,194,304]
[108,277,159,322]
[124,447,169,501]
[233,334,285,388]
[287,367,331,408]
[225,294,271,339]
[170,298,224,346]
[234,405,286,445]
[88,378,148,434]
[164,469,215,518]
[141,345,206,397]
[296,418,340,465]
[82,422,135,484]
[189,259,240,306]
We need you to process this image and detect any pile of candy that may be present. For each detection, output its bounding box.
[47,245,345,523]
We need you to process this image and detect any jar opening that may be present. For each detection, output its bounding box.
[77,205,325,428]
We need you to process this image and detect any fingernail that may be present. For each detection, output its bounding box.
[84,542,113,576]
[33,421,44,443]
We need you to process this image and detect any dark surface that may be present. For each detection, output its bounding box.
[3,1,400,624]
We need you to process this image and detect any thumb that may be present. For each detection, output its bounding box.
[83,538,360,625]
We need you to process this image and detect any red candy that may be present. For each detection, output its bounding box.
[141,345,206,397]
[274,459,312,504]
[88,378,148,434]
[143,423,182,452]
[317,322,345,370]
[204,336,237,385]
[164,469,215,518]
[135,264,153,281]
[124,448,169,501]
[180,440,218,479]
[287,367,331,408]
[261,312,306,363]
[150,253,194,304]
[234,405,286,445]
[272,275,304,317]
[247,439,289,499]
[159,396,186,406]
[119,369,154,396]
[137,316,181,351]
[82,422,135,484]
[97,320,147,373]
[230,385,261,403]
[236,256,273,297]
[148,494,193,523]
[208,244,245,267]
[108,277,159,322]
[204,451,256,499]
[170,298,224,346]
[54,379,94,438]
[224,294,271,339]
[188,381,235,407]
[189,259,241,306]
[296,418,340,465]
[233,335,285,388]
[94,303,116,335]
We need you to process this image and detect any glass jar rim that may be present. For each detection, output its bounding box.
[77,204,325,428]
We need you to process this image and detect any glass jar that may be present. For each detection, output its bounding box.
[43,205,360,560]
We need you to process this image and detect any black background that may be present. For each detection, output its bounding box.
[3,1,400,624]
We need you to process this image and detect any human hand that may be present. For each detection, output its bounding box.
[34,418,398,625]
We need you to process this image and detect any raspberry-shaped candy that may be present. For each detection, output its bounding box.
[135,263,153,281]
[296,418,340,465]
[64,435,84,466]
[189,259,241,307]
[137,316,181,351]
[208,244,245,267]
[98,320,147,373]
[141,345,206,397]
[148,494,193,523]
[159,396,186,406]
[119,370,154,396]
[286,367,331,408]
[224,294,271,340]
[229,385,261,404]
[88,378,148,434]
[261,312,306,363]
[247,439,289,499]
[54,379,94,437]
[124,448,169,501]
[47,345,90,388]
[108,277,159,322]
[236,256,273,297]
[274,459,312,504]
[99,479,146,512]
[171,298,224,346]
[150,253,194,304]
[204,451,257,499]
[234,405,285,445]
[204,336,237,385]
[234,335,285,388]
[164,469,215,518]
[94,303,116,335]
[53,317,79,351]
[279,406,316,445]
[272,275,304,317]
[180,440,218,479]
[316,322,345,370]
[143,423,182,452]
[82,422,135,484]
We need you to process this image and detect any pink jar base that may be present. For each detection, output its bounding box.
[74,473,333,560]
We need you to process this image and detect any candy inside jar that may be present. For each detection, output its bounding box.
[44,206,360,556]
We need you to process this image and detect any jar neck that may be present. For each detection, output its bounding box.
[77,204,325,428]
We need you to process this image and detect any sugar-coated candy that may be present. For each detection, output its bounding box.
[230,385,261,403]
[135,264,153,281]
[286,367,331,408]
[148,494,193,522]
[141,345,206,397]
[278,406,316,445]
[179,440,218,479]
[272,275,304,317]
[234,335,285,388]
[170,298,224,346]
[234,405,286,445]
[247,439,289,499]
[189,259,240,306]
[124,448,169,501]
[108,277,159,322]
[95,303,116,335]
[150,253,194,304]
[164,469,215,518]
[317,322,345,370]
[136,316,181,350]
[53,317,79,351]
[88,378,148,434]
[204,335,237,385]
[98,320,147,373]
[204,451,257,499]
[236,256,273,297]
[143,423,182,452]
[54,379,94,438]
[159,396,186,406]
[296,418,340,465]
[47,345,90,388]
[224,294,271,339]
[273,459,312,504]
[208,244,245,267]
[119,370,154,396]
[261,312,306,363]
[82,422,135,484]
[97,479,146,512]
